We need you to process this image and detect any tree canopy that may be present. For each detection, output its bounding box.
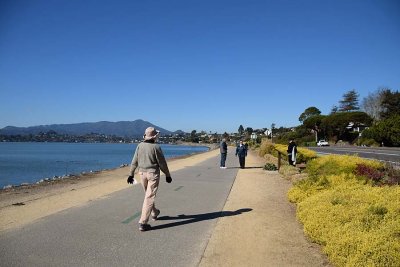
[363,115,400,146]
[381,89,400,119]
[339,89,360,112]
[299,107,321,123]
[238,125,244,135]
[322,112,372,140]
[362,88,385,122]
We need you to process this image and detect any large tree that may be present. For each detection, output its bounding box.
[245,127,253,133]
[303,115,325,130]
[364,114,400,146]
[245,127,253,138]
[362,88,385,122]
[380,89,400,119]
[299,106,321,123]
[190,130,198,143]
[303,114,326,141]
[238,125,244,135]
[321,111,372,142]
[339,89,360,112]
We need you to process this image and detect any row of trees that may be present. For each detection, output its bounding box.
[274,88,400,147]
[184,88,399,147]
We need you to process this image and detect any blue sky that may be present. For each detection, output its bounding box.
[1,0,399,133]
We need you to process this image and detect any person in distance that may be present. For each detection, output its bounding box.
[235,140,248,169]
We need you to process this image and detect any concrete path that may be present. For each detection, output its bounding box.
[0,149,330,266]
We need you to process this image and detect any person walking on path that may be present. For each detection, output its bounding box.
[220,138,228,169]
[287,139,297,166]
[235,140,248,169]
[127,127,172,232]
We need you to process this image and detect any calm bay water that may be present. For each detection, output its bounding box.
[0,142,209,188]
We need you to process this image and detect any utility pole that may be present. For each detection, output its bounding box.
[271,123,275,143]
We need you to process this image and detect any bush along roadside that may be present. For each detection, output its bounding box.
[257,139,317,164]
[288,154,400,266]
[273,143,317,164]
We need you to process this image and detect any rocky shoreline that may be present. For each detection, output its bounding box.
[0,148,221,232]
[1,143,216,192]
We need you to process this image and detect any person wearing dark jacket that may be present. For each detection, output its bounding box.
[220,138,228,169]
[235,140,248,169]
[127,127,172,232]
[287,139,297,166]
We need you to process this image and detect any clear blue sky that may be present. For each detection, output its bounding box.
[1,0,399,133]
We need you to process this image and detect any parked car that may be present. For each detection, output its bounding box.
[317,140,329,146]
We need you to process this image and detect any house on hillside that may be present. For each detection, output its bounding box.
[347,122,368,133]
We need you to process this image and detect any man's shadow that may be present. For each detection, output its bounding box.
[226,166,264,169]
[150,208,252,231]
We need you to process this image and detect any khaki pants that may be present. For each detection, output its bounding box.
[139,171,160,224]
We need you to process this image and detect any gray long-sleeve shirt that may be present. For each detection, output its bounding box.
[129,142,171,177]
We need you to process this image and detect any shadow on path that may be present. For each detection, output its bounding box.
[150,208,252,231]
[226,166,264,169]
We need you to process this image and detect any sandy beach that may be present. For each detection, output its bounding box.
[0,148,221,232]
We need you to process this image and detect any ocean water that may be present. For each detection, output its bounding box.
[0,142,209,188]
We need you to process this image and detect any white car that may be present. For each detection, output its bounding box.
[317,140,329,146]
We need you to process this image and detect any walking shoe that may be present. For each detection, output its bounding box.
[220,166,227,169]
[139,223,151,232]
[152,209,160,221]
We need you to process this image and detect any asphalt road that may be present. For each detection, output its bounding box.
[0,151,241,267]
[308,146,400,165]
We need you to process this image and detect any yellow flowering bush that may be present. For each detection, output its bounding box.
[258,141,316,164]
[297,185,400,266]
[288,173,363,203]
[273,144,317,163]
[274,144,287,155]
[306,154,384,180]
[298,147,317,161]
[288,154,400,266]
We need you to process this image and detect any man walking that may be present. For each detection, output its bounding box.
[220,138,228,169]
[235,140,248,169]
[127,127,172,232]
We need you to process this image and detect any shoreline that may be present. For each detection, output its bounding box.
[1,142,215,191]
[0,147,220,232]
[0,145,216,196]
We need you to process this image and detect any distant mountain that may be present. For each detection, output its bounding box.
[0,120,182,137]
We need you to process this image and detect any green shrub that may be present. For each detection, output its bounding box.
[263,163,278,171]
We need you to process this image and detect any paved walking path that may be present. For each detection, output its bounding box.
[0,148,330,266]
